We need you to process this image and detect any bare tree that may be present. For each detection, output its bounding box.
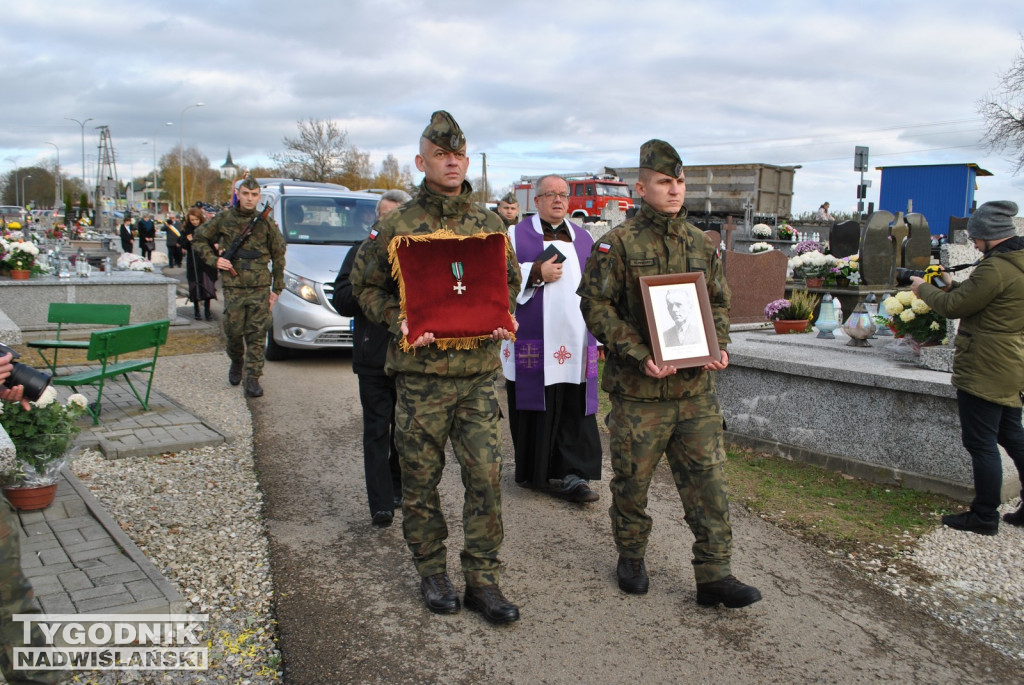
[271,118,353,182]
[159,146,225,210]
[373,153,414,189]
[980,36,1024,173]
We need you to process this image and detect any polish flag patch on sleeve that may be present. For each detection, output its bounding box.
[369,228,379,240]
[597,242,611,253]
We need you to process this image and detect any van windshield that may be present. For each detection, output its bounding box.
[595,184,630,198]
[281,197,378,245]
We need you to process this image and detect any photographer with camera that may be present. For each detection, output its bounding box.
[911,200,1024,535]
[1,351,67,684]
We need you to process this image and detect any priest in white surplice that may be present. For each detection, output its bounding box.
[500,175,603,504]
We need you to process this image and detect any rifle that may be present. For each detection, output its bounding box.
[220,202,272,276]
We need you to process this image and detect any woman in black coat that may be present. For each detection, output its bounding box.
[179,207,219,320]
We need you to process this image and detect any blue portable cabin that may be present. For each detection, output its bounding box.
[876,163,992,236]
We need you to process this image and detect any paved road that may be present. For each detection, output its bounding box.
[251,353,1020,684]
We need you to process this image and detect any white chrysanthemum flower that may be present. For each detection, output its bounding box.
[930,321,941,331]
[899,309,916,323]
[896,291,914,306]
[883,297,903,315]
[32,385,58,408]
[752,224,773,239]
[911,298,930,314]
[749,242,773,253]
[67,394,89,409]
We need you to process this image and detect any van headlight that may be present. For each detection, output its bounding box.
[284,271,320,304]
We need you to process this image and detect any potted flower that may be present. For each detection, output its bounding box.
[749,242,774,253]
[793,239,824,256]
[1,387,88,510]
[787,250,836,287]
[877,291,947,351]
[1,238,39,279]
[764,290,820,334]
[829,255,860,287]
[777,223,796,241]
[751,223,773,239]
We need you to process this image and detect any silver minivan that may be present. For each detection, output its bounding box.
[245,179,379,360]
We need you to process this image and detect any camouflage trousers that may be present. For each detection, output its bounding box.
[607,393,733,584]
[394,371,504,587]
[222,287,272,379]
[1,498,65,684]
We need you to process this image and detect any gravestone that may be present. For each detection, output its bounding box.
[724,249,788,324]
[949,217,969,244]
[600,202,626,227]
[859,210,896,286]
[828,220,860,259]
[903,213,931,271]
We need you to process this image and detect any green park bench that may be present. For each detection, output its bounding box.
[51,319,170,425]
[27,303,132,374]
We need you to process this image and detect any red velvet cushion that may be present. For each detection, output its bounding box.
[390,232,516,348]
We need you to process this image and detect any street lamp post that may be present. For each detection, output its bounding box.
[179,103,204,211]
[152,122,173,212]
[21,175,32,208]
[46,141,61,207]
[65,116,93,190]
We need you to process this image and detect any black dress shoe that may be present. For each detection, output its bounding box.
[420,573,459,614]
[1002,502,1024,527]
[228,361,243,386]
[464,584,520,624]
[244,376,264,398]
[371,511,393,528]
[696,575,762,608]
[616,556,649,594]
[563,481,599,503]
[942,511,998,535]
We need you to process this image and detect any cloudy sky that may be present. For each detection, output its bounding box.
[3,0,1023,216]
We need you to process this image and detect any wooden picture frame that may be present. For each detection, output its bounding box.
[639,272,721,368]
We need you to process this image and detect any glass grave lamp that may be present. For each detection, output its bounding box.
[874,292,894,336]
[815,293,840,339]
[863,293,880,338]
[841,301,878,347]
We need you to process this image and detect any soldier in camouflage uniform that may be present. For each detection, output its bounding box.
[494,191,519,228]
[193,174,286,398]
[1,361,66,685]
[352,111,522,625]
[577,139,761,609]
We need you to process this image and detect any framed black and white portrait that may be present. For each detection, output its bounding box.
[639,273,720,368]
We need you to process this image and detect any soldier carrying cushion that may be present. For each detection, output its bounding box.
[578,139,761,609]
[352,111,522,624]
[193,174,286,398]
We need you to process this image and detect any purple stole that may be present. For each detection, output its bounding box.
[512,219,599,415]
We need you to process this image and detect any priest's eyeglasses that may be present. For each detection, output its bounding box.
[536,192,570,200]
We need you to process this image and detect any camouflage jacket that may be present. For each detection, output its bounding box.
[351,180,521,378]
[193,205,286,292]
[577,202,731,401]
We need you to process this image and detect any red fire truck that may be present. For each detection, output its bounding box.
[515,173,634,222]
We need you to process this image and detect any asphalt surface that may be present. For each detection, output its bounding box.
[250,353,1021,685]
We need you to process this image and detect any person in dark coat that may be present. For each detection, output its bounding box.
[119,217,134,253]
[332,189,410,528]
[137,214,156,259]
[179,207,219,320]
[164,215,183,267]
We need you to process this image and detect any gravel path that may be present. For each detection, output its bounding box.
[61,351,1024,682]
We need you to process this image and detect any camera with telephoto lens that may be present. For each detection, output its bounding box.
[895,265,949,288]
[0,343,52,402]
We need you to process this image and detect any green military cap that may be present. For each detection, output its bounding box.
[239,172,260,190]
[421,110,466,151]
[639,139,683,178]
[499,191,517,204]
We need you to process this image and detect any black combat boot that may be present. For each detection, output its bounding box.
[204,301,213,321]
[464,584,520,624]
[228,361,243,386]
[193,303,201,320]
[696,575,762,608]
[420,572,459,614]
[244,376,263,398]
[616,556,649,594]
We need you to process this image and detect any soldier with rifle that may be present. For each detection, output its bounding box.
[193,174,286,397]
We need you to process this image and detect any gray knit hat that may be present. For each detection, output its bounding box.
[967,200,1018,241]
